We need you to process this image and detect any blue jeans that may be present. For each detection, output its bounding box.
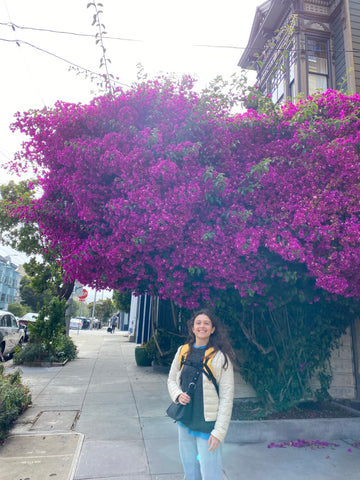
[178,425,223,480]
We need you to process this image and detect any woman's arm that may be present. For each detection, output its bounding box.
[167,345,184,403]
[211,356,234,443]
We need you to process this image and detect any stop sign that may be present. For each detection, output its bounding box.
[78,288,88,301]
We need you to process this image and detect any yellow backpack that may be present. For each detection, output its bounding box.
[178,344,219,395]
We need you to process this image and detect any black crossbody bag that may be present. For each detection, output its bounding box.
[166,366,202,423]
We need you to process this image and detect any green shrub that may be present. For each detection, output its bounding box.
[0,365,31,441]
[144,329,186,367]
[13,296,78,365]
[13,336,77,365]
[54,335,77,362]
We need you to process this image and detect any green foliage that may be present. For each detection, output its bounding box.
[13,336,77,365]
[0,180,74,304]
[0,180,39,252]
[7,302,27,318]
[29,297,66,346]
[0,364,31,441]
[53,334,77,362]
[113,289,131,313]
[214,269,357,411]
[13,297,78,364]
[13,342,52,364]
[20,275,50,311]
[144,329,186,367]
[89,298,114,322]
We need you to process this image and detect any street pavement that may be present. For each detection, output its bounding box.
[1,329,359,480]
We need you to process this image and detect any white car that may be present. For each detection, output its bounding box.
[69,317,83,330]
[19,312,39,342]
[0,310,24,359]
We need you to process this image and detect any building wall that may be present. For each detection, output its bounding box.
[234,328,356,401]
[0,256,19,310]
[333,6,347,90]
[349,0,360,90]
[309,328,356,399]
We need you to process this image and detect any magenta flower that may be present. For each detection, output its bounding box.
[7,82,360,307]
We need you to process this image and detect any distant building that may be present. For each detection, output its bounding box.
[239,0,360,103]
[0,255,20,310]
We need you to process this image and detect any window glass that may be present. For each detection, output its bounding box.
[10,315,17,328]
[271,69,285,104]
[307,38,328,94]
[309,73,328,93]
[0,316,5,327]
[307,39,327,74]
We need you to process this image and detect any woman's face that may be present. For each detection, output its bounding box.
[192,314,215,345]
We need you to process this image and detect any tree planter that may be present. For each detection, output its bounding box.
[226,417,360,444]
[21,360,68,367]
[135,346,152,366]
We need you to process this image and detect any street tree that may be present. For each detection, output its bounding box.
[0,181,74,302]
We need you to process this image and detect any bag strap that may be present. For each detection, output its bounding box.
[186,367,202,396]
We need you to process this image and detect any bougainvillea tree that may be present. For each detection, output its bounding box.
[9,79,360,308]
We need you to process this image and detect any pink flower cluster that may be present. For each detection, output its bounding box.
[267,439,339,449]
[9,80,360,307]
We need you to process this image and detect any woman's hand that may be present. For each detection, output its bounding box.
[177,392,191,405]
[208,435,220,451]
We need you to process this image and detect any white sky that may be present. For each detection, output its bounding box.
[0,0,263,184]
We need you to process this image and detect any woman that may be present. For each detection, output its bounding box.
[167,309,235,480]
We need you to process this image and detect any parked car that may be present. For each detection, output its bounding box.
[19,312,39,326]
[19,312,39,342]
[69,317,84,330]
[70,317,91,330]
[0,310,24,360]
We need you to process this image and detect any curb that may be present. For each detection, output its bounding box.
[226,417,360,443]
[19,360,68,367]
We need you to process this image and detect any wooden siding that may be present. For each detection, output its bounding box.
[349,0,360,92]
[333,12,347,90]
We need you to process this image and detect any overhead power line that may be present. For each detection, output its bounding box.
[1,21,360,53]
[0,37,130,88]
[0,21,142,42]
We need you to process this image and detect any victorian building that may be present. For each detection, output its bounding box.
[239,0,360,102]
[0,255,20,310]
[239,0,360,401]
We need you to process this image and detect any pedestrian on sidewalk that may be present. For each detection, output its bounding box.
[167,308,235,480]
[110,314,118,334]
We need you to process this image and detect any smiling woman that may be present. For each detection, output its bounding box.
[167,309,235,480]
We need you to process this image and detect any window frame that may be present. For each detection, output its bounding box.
[306,35,330,94]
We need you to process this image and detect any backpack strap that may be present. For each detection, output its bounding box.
[179,344,219,396]
[203,348,219,396]
[179,343,191,369]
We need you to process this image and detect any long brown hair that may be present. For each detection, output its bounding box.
[186,308,235,369]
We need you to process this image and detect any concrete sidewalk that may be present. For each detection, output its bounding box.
[1,330,359,479]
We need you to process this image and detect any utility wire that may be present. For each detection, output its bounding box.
[0,38,130,88]
[1,21,360,53]
[0,21,141,42]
